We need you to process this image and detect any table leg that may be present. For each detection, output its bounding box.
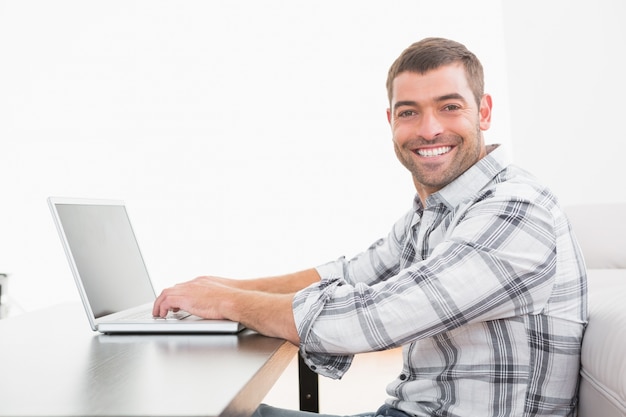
[298,353,319,413]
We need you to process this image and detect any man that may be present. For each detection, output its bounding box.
[154,38,588,417]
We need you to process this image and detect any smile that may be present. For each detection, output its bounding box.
[416,146,452,157]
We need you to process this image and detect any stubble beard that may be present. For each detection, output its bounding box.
[394,128,484,192]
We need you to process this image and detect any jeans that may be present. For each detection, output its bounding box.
[252,404,412,417]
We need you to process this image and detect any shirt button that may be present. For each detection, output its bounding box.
[399,374,407,381]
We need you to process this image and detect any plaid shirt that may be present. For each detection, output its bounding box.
[293,145,588,417]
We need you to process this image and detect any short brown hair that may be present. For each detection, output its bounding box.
[386,37,485,106]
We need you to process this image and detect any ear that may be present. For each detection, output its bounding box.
[386,108,392,125]
[479,94,492,131]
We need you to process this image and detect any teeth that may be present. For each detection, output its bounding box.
[417,146,452,157]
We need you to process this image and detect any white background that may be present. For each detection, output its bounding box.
[1,0,624,313]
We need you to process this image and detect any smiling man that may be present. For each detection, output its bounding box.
[388,64,491,203]
[154,38,588,417]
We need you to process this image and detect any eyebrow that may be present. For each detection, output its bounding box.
[393,93,468,111]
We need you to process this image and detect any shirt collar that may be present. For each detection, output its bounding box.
[416,144,511,211]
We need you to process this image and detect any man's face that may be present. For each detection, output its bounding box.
[386,64,492,201]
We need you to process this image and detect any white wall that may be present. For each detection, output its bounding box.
[502,0,626,205]
[1,0,511,313]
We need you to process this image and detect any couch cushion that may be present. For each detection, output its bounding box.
[565,204,626,269]
[579,269,626,417]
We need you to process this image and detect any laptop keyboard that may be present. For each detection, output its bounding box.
[121,310,191,321]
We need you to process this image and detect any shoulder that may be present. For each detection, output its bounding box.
[458,164,565,233]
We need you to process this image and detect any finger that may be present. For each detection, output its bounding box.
[152,292,165,317]
[153,290,179,317]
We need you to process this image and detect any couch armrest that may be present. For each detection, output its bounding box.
[565,203,626,269]
[579,270,626,417]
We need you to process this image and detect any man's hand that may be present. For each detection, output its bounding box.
[152,277,233,320]
[152,276,301,345]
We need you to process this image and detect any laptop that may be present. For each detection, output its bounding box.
[48,197,244,334]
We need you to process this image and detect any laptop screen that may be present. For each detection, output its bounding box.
[55,203,156,318]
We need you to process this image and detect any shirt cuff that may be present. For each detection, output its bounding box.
[293,268,354,379]
[314,257,347,281]
[298,347,354,380]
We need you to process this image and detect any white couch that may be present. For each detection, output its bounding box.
[566,203,626,417]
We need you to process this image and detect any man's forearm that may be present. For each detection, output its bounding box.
[222,289,300,345]
[221,269,322,345]
[236,268,321,294]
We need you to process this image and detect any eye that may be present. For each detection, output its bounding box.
[442,104,461,112]
[397,109,417,118]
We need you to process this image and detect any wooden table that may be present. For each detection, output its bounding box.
[0,303,303,416]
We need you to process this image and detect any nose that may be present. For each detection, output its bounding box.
[416,111,444,141]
